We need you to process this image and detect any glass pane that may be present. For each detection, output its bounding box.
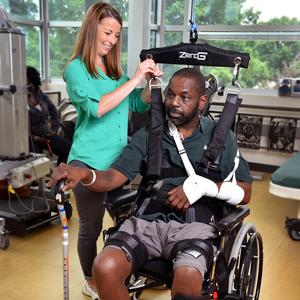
[49,27,128,79]
[162,64,183,82]
[48,0,85,21]
[121,27,128,73]
[151,0,158,24]
[164,31,183,46]
[195,0,300,25]
[108,0,128,22]
[18,25,41,72]
[49,27,80,78]
[242,0,300,24]
[165,0,185,25]
[201,40,300,89]
[0,0,40,20]
[150,30,157,48]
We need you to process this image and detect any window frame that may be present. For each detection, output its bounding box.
[7,0,300,90]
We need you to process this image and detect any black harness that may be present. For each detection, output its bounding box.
[135,90,242,224]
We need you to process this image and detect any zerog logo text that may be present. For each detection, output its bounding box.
[179,51,208,61]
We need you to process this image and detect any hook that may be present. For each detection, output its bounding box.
[146,53,160,88]
[232,56,241,87]
[146,54,153,60]
[149,77,162,90]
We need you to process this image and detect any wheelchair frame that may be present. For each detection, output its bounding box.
[104,191,263,300]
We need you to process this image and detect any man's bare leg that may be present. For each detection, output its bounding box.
[171,266,203,298]
[92,247,132,300]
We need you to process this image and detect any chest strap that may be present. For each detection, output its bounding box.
[168,120,196,176]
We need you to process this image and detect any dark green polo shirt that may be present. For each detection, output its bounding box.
[111,117,253,191]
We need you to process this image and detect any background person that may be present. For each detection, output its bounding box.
[50,68,252,300]
[27,66,72,165]
[63,2,162,298]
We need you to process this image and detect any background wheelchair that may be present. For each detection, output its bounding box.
[104,189,264,300]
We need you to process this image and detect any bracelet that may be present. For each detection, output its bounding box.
[81,169,96,186]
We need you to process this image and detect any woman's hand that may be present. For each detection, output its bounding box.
[133,59,162,84]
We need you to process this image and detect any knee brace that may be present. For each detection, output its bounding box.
[171,239,214,268]
[104,231,148,272]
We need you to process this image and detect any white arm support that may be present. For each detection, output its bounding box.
[217,181,244,205]
[183,174,218,205]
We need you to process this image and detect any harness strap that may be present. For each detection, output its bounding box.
[105,231,148,273]
[147,86,165,178]
[223,150,240,184]
[201,89,242,169]
[168,120,196,176]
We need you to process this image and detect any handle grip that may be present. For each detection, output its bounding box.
[54,179,67,204]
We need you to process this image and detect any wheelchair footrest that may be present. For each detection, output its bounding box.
[173,294,211,300]
[224,295,242,300]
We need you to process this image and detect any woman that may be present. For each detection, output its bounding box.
[27,66,72,165]
[63,2,162,299]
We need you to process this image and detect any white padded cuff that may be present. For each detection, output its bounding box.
[217,181,244,205]
[183,175,218,205]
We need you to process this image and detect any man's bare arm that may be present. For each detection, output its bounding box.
[49,163,128,192]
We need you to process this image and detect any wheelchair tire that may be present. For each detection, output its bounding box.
[288,228,300,241]
[227,223,263,300]
[64,201,73,219]
[0,233,10,250]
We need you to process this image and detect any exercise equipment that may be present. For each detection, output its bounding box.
[0,8,28,159]
[0,8,72,249]
[269,152,300,240]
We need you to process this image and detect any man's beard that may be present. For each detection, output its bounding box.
[166,105,199,126]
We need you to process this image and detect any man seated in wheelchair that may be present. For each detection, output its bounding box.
[50,68,252,300]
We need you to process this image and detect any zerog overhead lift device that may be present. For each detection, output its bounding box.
[0,9,71,250]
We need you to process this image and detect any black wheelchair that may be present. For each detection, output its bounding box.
[104,189,263,300]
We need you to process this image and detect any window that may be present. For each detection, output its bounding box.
[147,0,300,89]
[1,0,299,89]
[49,27,80,78]
[193,0,300,89]
[48,0,85,21]
[0,0,40,20]
[18,25,41,71]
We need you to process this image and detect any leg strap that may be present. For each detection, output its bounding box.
[171,239,214,268]
[104,231,148,272]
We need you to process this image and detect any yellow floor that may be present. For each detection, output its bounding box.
[0,173,300,300]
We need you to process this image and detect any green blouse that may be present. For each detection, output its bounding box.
[64,57,150,170]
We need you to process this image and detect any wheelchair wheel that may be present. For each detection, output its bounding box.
[285,218,300,241]
[0,232,10,250]
[64,201,73,219]
[227,223,263,300]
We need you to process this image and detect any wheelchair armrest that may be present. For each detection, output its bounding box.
[104,190,138,211]
[215,206,250,234]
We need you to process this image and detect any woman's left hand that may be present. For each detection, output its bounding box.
[133,59,163,83]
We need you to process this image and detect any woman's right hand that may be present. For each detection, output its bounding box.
[132,59,162,84]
